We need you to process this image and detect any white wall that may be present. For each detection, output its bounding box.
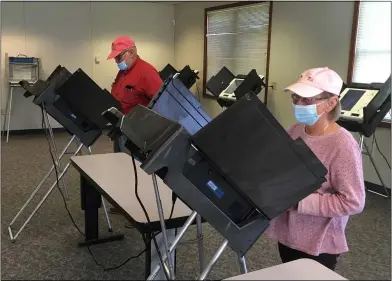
[174,1,391,188]
[1,1,175,130]
[267,2,354,128]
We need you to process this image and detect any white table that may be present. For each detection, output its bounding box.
[71,152,191,222]
[224,259,347,280]
[70,152,192,279]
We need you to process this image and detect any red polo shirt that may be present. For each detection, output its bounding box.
[111,56,163,114]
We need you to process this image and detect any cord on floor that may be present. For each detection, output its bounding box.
[40,107,147,271]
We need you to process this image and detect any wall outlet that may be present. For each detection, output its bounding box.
[271,82,277,91]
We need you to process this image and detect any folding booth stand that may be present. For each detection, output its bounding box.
[103,73,328,279]
[338,75,391,198]
[8,65,122,242]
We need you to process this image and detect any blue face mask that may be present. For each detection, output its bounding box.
[293,101,325,125]
[117,60,128,71]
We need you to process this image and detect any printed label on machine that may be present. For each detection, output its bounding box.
[207,180,225,198]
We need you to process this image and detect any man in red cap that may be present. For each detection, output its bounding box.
[108,35,162,115]
[108,35,163,215]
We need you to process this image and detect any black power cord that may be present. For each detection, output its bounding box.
[88,247,146,271]
[40,107,147,272]
[130,154,171,281]
[169,199,175,220]
[374,133,391,169]
[40,108,85,237]
[87,230,163,272]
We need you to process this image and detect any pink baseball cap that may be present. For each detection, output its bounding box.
[107,36,135,60]
[285,67,343,97]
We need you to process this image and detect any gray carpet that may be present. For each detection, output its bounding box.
[1,132,391,280]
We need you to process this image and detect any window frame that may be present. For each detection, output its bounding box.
[347,1,391,129]
[202,1,273,105]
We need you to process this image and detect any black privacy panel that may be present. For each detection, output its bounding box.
[191,95,327,219]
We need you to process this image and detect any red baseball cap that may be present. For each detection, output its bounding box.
[285,67,343,97]
[107,36,135,60]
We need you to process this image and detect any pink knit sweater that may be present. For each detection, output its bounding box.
[265,123,366,256]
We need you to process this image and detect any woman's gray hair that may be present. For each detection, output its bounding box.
[320,92,341,121]
[330,99,341,121]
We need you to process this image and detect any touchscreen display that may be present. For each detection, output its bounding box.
[224,79,244,94]
[340,89,366,111]
[150,78,211,136]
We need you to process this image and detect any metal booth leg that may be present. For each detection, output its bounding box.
[8,135,76,241]
[196,214,205,273]
[3,86,14,142]
[151,173,176,280]
[2,87,10,137]
[8,143,83,242]
[198,240,229,280]
[361,136,390,198]
[87,146,113,232]
[150,230,175,280]
[147,211,198,280]
[43,111,69,200]
[238,255,248,274]
[76,138,83,156]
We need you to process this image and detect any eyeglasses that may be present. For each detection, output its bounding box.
[115,49,130,61]
[291,94,328,105]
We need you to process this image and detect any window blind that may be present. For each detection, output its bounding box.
[353,2,391,83]
[352,2,391,121]
[205,2,271,97]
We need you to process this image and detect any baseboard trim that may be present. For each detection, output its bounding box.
[1,127,68,136]
[365,181,391,197]
[1,131,390,198]
[1,125,113,137]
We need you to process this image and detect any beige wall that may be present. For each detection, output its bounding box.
[174,1,391,188]
[267,1,354,128]
[1,1,175,130]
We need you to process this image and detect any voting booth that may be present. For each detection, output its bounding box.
[337,75,391,198]
[206,67,266,109]
[9,66,122,242]
[159,64,200,90]
[338,75,391,137]
[104,73,328,280]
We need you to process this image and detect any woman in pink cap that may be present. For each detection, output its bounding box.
[266,67,366,270]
